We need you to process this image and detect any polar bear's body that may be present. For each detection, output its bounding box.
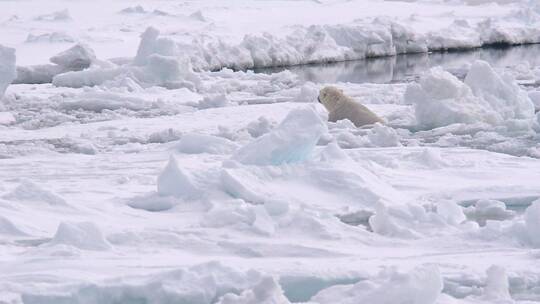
[318,86,383,127]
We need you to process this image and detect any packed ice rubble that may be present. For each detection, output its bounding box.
[14,43,98,84]
[49,27,201,89]
[406,60,535,130]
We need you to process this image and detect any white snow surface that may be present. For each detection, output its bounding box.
[2,0,540,303]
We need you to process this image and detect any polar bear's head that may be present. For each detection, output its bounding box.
[318,86,344,112]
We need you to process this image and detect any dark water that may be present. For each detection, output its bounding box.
[254,44,540,84]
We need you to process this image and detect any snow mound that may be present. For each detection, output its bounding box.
[48,221,111,251]
[406,61,535,129]
[0,44,16,100]
[217,276,290,304]
[232,106,327,165]
[50,43,96,70]
[157,155,200,199]
[312,265,443,304]
[3,180,67,206]
[176,133,238,155]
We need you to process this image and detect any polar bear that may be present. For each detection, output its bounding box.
[318,86,384,127]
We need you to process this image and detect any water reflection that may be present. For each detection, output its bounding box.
[254,44,540,84]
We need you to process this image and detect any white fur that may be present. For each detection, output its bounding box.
[318,86,383,127]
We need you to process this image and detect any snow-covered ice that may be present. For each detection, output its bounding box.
[2,0,540,303]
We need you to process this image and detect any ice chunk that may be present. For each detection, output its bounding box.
[232,106,327,165]
[367,123,401,147]
[119,5,147,14]
[50,43,96,70]
[128,194,177,212]
[48,221,111,251]
[176,133,238,155]
[252,206,275,236]
[369,203,417,238]
[14,64,67,84]
[217,276,290,304]
[405,67,492,129]
[157,155,200,198]
[313,265,443,304]
[465,60,534,122]
[59,91,151,112]
[464,199,514,226]
[524,199,540,247]
[294,83,319,103]
[436,201,466,225]
[529,90,540,111]
[406,61,535,129]
[52,67,125,88]
[3,180,68,206]
[484,265,511,301]
[0,44,16,99]
[198,93,229,109]
[418,148,446,169]
[134,27,177,66]
[246,116,276,138]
